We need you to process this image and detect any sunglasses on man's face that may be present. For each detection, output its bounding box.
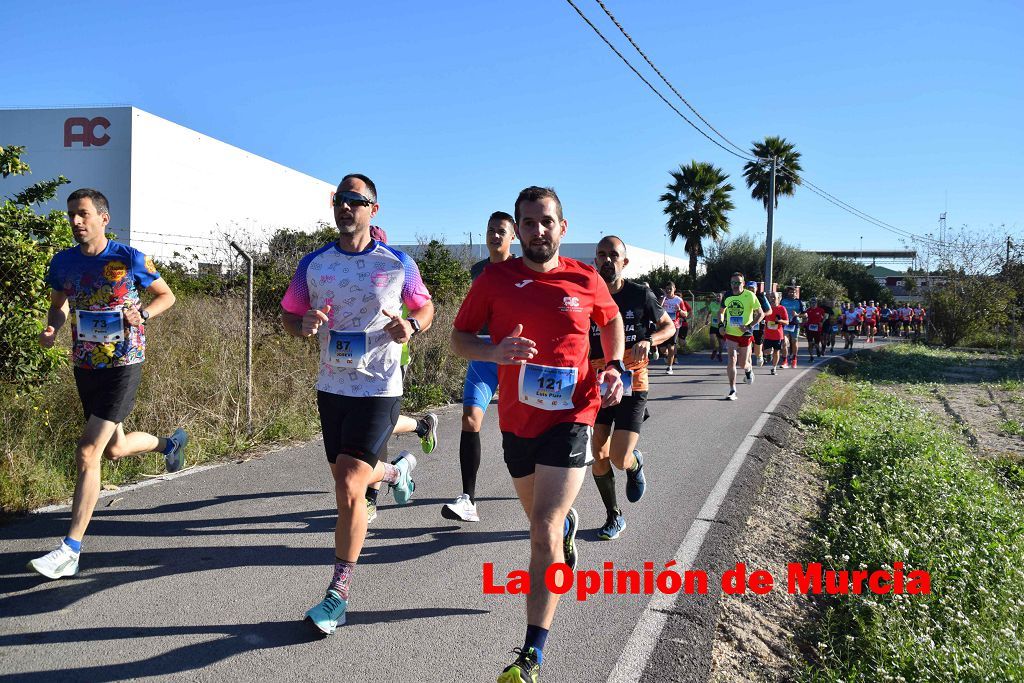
[332,191,374,208]
[730,280,743,285]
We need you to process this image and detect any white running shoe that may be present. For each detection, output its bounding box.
[441,494,480,522]
[770,367,777,375]
[27,542,80,580]
[727,388,738,401]
[666,366,674,375]
[744,369,755,385]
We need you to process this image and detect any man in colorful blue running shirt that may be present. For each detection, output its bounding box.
[27,188,188,582]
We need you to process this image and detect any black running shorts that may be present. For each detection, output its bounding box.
[74,364,143,424]
[501,422,592,479]
[595,392,649,433]
[762,339,783,352]
[660,328,679,349]
[317,392,401,466]
[678,325,688,341]
[752,328,765,344]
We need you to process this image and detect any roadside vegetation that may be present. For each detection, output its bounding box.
[1,148,470,515]
[798,345,1024,681]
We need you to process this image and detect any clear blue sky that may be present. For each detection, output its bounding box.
[4,0,1021,256]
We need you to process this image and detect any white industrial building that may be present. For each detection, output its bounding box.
[0,106,335,268]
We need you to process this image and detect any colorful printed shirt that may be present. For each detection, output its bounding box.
[44,241,160,369]
[453,257,619,438]
[281,240,431,397]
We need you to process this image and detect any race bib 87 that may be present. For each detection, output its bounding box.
[327,330,368,368]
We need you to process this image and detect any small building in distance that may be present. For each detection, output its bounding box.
[0,105,335,269]
[868,265,946,303]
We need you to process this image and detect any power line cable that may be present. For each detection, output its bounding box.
[574,0,948,246]
[776,165,944,244]
[562,0,758,163]
[591,0,751,158]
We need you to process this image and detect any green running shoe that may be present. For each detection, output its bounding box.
[563,507,579,570]
[497,647,540,683]
[420,413,438,454]
[304,589,347,636]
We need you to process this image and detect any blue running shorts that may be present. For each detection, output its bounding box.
[462,360,499,410]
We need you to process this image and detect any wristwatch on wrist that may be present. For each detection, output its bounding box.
[406,317,421,336]
[140,309,151,322]
[604,359,627,374]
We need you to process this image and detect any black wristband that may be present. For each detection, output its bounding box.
[604,359,627,374]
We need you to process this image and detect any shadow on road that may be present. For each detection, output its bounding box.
[0,608,489,682]
[0,491,528,619]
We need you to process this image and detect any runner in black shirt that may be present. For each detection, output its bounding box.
[588,236,675,540]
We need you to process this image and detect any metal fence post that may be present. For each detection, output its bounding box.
[229,241,253,435]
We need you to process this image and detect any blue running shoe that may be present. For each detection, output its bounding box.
[389,451,417,505]
[626,449,647,503]
[304,589,347,635]
[563,507,579,570]
[598,510,627,540]
[164,428,188,473]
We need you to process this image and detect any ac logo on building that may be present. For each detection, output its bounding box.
[64,117,111,147]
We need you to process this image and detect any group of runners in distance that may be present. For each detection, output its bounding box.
[28,176,925,682]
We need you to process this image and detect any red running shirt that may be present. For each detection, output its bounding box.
[762,305,789,341]
[804,307,827,329]
[453,257,619,438]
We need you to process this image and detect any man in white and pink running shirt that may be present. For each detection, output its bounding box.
[281,173,434,636]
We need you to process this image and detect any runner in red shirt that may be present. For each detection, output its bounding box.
[451,186,624,682]
[761,292,789,375]
[803,299,828,360]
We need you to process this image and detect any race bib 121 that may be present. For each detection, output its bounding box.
[518,363,578,411]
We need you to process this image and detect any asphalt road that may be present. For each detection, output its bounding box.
[0,345,859,682]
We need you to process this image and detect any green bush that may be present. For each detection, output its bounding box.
[0,145,73,387]
[798,367,1024,681]
[414,239,471,305]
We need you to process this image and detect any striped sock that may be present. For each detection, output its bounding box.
[329,560,355,600]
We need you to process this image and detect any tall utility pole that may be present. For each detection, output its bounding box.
[763,156,777,291]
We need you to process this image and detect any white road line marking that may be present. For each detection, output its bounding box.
[607,355,831,682]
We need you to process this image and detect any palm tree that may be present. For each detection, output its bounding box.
[742,135,802,210]
[660,161,735,281]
